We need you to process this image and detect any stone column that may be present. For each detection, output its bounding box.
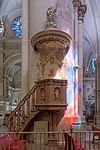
[22,0,29,98]
[0,40,7,114]
[95,57,100,124]
[73,0,81,115]
[78,4,87,116]
[0,42,3,98]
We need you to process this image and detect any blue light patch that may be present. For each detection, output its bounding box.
[11,16,22,38]
[92,57,95,74]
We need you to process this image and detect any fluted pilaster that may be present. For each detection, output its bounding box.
[73,0,81,115]
[78,4,87,115]
[0,42,3,98]
[22,0,29,98]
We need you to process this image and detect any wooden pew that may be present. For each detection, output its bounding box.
[92,125,100,144]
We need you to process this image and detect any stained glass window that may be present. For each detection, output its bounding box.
[91,56,95,74]
[11,16,22,38]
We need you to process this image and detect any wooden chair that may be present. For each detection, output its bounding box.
[92,125,100,144]
[63,130,75,150]
[63,130,85,150]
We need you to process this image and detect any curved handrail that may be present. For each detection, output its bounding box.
[7,84,37,124]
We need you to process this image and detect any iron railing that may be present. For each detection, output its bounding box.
[0,131,100,150]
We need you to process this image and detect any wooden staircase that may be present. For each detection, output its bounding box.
[7,79,68,134]
[7,84,40,132]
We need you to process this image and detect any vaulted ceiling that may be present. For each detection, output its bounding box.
[83,0,100,75]
[84,0,100,57]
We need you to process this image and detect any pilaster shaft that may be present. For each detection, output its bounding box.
[95,57,100,124]
[95,58,100,113]
[78,4,87,115]
[0,43,3,98]
[73,0,81,43]
[73,0,81,115]
[22,0,29,97]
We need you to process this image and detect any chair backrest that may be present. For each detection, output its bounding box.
[92,125,100,135]
[63,130,75,150]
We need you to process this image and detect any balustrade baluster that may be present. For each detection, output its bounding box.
[22,101,25,122]
[32,92,35,111]
[11,117,13,131]
[13,115,15,131]
[8,120,11,131]
[18,107,21,130]
[26,97,30,116]
[30,94,32,111]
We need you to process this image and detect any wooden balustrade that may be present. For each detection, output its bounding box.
[7,84,37,132]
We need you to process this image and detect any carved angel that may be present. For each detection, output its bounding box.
[45,6,57,29]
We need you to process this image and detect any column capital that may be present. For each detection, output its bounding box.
[78,4,87,22]
[73,0,81,11]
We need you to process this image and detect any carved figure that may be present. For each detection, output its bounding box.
[46,6,57,29]
[41,88,45,100]
[54,87,60,100]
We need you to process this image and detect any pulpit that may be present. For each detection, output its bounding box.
[35,79,67,111]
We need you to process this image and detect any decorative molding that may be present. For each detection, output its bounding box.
[73,0,81,11]
[4,43,21,50]
[31,30,71,51]
[78,4,87,22]
[3,40,21,50]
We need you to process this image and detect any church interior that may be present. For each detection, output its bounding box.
[0,0,100,149]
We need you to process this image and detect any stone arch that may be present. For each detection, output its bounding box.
[3,53,21,98]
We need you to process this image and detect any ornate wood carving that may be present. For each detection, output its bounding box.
[35,79,68,110]
[31,29,71,80]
